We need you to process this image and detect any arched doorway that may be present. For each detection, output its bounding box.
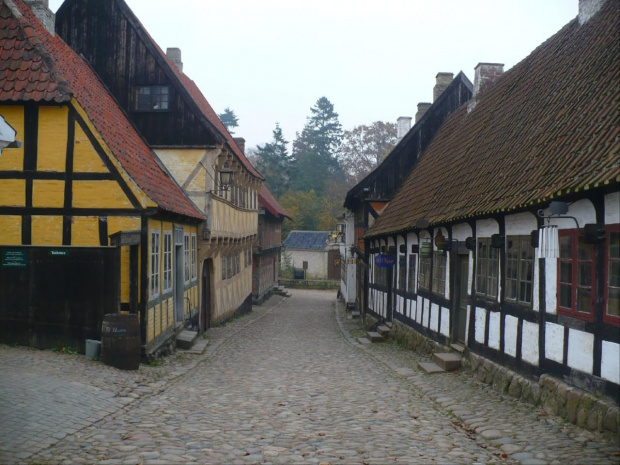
[201,259,212,331]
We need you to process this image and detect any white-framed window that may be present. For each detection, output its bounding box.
[163,231,173,293]
[150,230,160,299]
[184,233,190,284]
[191,234,197,280]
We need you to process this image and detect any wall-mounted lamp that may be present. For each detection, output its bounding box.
[219,166,234,191]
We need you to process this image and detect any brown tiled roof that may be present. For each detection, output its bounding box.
[0,0,70,102]
[114,0,263,181]
[1,0,204,221]
[367,0,619,238]
[259,185,290,219]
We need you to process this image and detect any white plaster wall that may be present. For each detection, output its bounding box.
[416,296,423,324]
[545,322,565,363]
[475,307,486,343]
[288,250,328,279]
[504,315,518,357]
[545,258,558,314]
[505,211,538,235]
[407,231,419,247]
[452,222,472,241]
[476,218,499,236]
[521,321,539,366]
[423,299,430,327]
[601,340,620,384]
[567,329,594,374]
[546,199,596,230]
[604,192,620,224]
[465,305,471,345]
[488,311,501,350]
[532,257,540,312]
[440,307,450,337]
[430,303,439,332]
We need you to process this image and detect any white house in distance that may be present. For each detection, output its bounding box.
[283,231,341,281]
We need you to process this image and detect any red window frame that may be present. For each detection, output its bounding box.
[604,224,620,326]
[557,229,595,322]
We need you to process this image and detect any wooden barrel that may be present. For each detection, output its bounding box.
[101,314,141,370]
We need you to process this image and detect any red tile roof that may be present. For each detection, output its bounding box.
[259,185,290,219]
[113,0,263,181]
[1,0,204,221]
[367,0,619,238]
[0,1,70,102]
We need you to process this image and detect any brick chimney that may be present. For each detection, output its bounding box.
[433,72,454,101]
[25,0,55,35]
[397,117,412,139]
[166,48,183,73]
[233,137,246,153]
[579,0,604,25]
[467,63,504,113]
[415,103,432,123]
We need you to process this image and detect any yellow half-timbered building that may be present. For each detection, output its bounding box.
[56,0,265,329]
[0,0,204,357]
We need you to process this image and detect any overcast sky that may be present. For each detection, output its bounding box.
[49,0,578,151]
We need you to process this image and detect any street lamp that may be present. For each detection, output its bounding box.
[219,166,234,191]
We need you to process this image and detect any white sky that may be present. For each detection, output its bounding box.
[49,0,578,151]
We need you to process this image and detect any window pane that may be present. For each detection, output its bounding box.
[560,283,572,308]
[578,241,594,260]
[608,288,620,317]
[610,232,620,259]
[578,262,592,286]
[560,235,572,258]
[576,287,591,313]
[560,261,572,283]
[610,261,620,288]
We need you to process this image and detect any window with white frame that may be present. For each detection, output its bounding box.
[191,234,197,281]
[163,231,173,293]
[150,230,160,299]
[407,253,417,293]
[419,254,431,291]
[505,236,534,305]
[184,233,190,283]
[398,254,407,290]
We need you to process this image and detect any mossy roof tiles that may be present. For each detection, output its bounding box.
[367,0,619,238]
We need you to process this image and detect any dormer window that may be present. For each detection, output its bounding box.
[135,86,170,111]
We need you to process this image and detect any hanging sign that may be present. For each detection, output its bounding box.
[375,254,396,267]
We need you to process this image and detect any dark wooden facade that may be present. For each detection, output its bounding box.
[55,0,223,148]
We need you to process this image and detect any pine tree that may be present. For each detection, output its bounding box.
[255,123,294,198]
[218,107,239,134]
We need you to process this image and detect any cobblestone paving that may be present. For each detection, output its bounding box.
[1,289,617,464]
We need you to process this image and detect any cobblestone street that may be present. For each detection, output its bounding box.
[1,289,618,464]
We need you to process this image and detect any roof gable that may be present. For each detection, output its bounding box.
[368,0,619,237]
[283,231,331,250]
[2,0,204,221]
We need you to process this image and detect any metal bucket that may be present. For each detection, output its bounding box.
[85,339,101,360]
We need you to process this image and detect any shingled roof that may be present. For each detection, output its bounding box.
[283,231,331,251]
[111,0,263,181]
[0,0,204,221]
[259,185,290,219]
[367,0,619,238]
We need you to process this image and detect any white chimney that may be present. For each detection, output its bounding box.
[467,63,504,113]
[166,48,183,73]
[579,0,604,25]
[397,117,412,139]
[25,0,55,36]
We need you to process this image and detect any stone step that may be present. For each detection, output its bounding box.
[350,311,361,319]
[450,343,465,353]
[176,329,199,350]
[357,337,371,344]
[418,361,446,374]
[180,338,209,355]
[433,352,462,371]
[377,325,391,336]
[366,331,384,342]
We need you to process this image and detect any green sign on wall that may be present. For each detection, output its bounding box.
[1,249,28,268]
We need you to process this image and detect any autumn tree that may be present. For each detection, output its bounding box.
[340,121,397,186]
[254,123,294,198]
[278,189,321,238]
[218,107,239,134]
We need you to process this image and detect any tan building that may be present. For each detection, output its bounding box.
[56,0,264,329]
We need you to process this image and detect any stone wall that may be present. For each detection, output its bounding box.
[380,318,619,436]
